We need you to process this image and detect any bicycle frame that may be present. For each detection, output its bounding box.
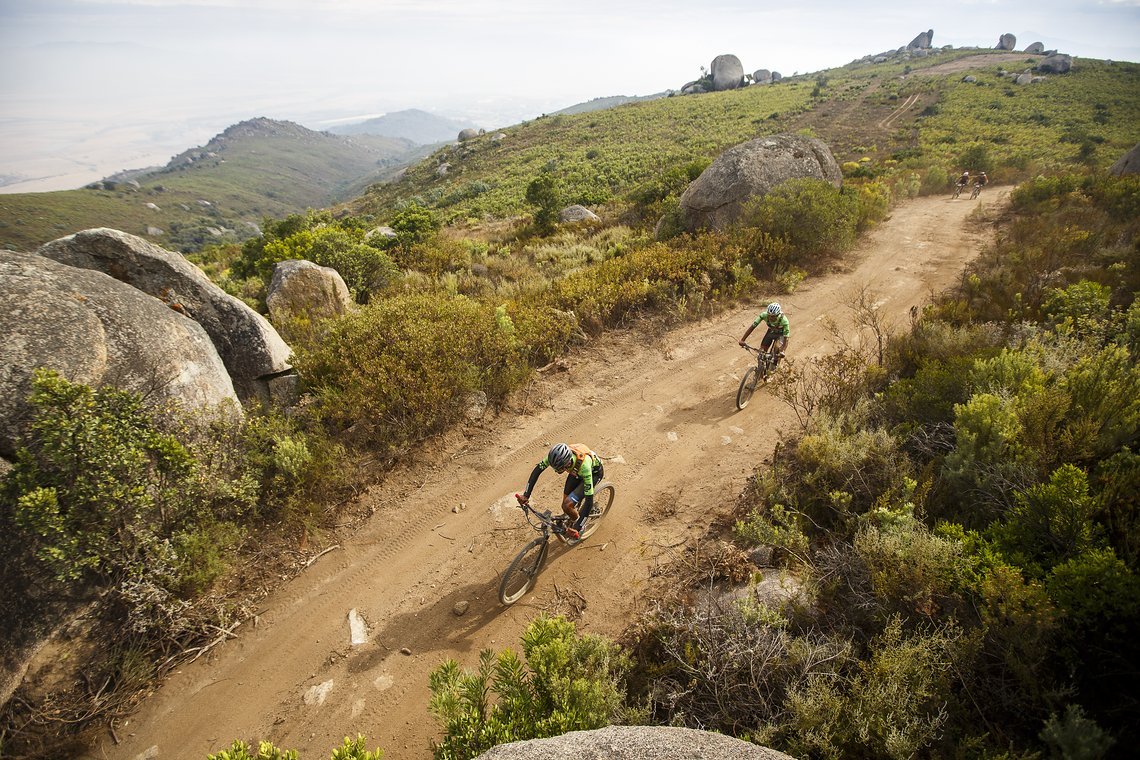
[736,342,781,409]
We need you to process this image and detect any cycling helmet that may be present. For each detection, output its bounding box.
[548,443,574,471]
[767,302,782,317]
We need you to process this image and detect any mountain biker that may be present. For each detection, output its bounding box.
[956,170,970,188]
[517,443,604,540]
[738,302,790,371]
[975,171,988,189]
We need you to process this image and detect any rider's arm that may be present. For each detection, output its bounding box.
[579,458,595,513]
[522,459,548,499]
[739,316,762,345]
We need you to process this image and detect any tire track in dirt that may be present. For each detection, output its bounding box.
[878,92,921,130]
[88,188,1010,760]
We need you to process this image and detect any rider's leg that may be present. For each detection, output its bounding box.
[774,335,787,367]
[562,475,582,521]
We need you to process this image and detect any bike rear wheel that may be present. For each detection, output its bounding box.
[499,537,548,604]
[571,481,615,544]
[736,367,758,410]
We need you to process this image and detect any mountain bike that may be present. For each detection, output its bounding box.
[736,343,782,410]
[952,181,967,199]
[970,182,983,200]
[498,483,616,605]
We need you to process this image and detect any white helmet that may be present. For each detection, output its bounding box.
[548,443,574,471]
[767,302,782,317]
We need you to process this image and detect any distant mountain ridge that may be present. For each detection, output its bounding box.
[0,117,421,253]
[328,108,479,145]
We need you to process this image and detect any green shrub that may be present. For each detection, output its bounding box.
[4,370,194,586]
[853,519,968,622]
[1060,344,1140,462]
[781,415,911,535]
[208,740,298,760]
[734,503,810,563]
[739,178,860,262]
[388,202,440,247]
[207,735,382,760]
[526,172,562,231]
[1039,705,1115,760]
[990,464,1102,576]
[292,293,530,449]
[429,616,626,760]
[261,226,400,302]
[785,616,960,760]
[1047,548,1140,739]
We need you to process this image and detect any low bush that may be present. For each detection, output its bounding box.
[429,616,627,760]
[291,293,531,450]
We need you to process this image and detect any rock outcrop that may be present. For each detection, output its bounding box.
[752,69,772,85]
[37,228,292,399]
[1036,53,1073,73]
[476,726,795,760]
[1109,143,1140,176]
[996,33,1017,51]
[1024,41,1045,54]
[267,259,352,324]
[559,205,600,223]
[678,134,842,232]
[908,29,934,49]
[458,128,480,141]
[711,54,745,91]
[0,250,239,457]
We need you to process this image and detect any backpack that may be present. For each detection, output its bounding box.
[569,443,598,468]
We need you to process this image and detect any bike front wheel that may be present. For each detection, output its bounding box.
[952,185,962,199]
[571,481,615,544]
[499,537,549,604]
[736,367,758,410]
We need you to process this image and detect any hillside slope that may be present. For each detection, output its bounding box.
[0,118,418,253]
[85,187,1011,760]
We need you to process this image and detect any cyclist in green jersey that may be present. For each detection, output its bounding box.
[738,302,790,369]
[517,442,604,540]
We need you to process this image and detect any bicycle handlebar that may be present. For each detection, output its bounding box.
[514,493,561,532]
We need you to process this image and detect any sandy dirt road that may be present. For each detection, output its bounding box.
[89,187,1008,760]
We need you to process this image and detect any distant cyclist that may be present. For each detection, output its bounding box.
[518,443,604,539]
[739,302,790,371]
[956,170,970,189]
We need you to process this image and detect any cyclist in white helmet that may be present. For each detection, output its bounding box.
[518,442,604,539]
[739,302,791,369]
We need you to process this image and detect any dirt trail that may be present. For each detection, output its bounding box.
[89,188,1009,760]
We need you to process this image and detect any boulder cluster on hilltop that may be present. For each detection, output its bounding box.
[679,54,783,95]
[0,228,296,465]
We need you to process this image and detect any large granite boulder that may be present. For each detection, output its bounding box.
[37,228,291,398]
[1109,143,1140,176]
[476,726,794,759]
[752,69,772,85]
[1024,41,1045,54]
[996,33,1017,51]
[0,250,239,457]
[908,29,934,49]
[458,128,480,141]
[711,54,745,91]
[678,133,842,232]
[1036,53,1073,73]
[266,259,352,324]
[559,205,600,223]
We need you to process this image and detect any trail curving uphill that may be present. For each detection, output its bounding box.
[89,188,1009,760]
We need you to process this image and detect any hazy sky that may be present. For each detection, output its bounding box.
[2,0,1138,192]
